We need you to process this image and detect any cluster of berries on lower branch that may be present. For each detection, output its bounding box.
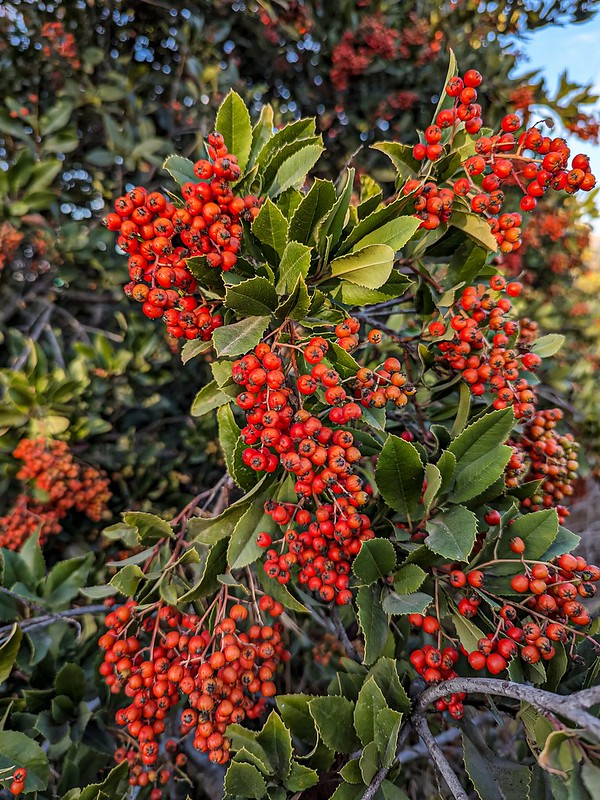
[106,132,260,341]
[99,594,288,791]
[0,438,111,550]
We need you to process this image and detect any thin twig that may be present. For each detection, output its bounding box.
[0,604,107,645]
[413,715,469,800]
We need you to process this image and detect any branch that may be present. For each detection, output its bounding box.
[416,677,600,741]
[0,604,107,645]
[413,715,469,800]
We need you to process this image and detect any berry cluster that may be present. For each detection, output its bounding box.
[4,768,27,797]
[99,596,288,789]
[408,617,466,718]
[40,21,80,68]
[259,498,374,604]
[507,408,579,523]
[429,277,541,417]
[408,69,596,242]
[106,132,260,340]
[0,438,111,550]
[352,355,415,409]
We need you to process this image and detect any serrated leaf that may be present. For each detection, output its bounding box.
[212,316,270,358]
[451,444,512,503]
[497,509,559,561]
[258,573,308,613]
[309,696,359,754]
[540,525,580,561]
[224,761,267,799]
[352,539,396,584]
[452,613,485,653]
[277,695,317,747]
[275,241,311,294]
[284,760,319,792]
[367,657,411,713]
[371,141,420,181]
[275,274,310,320]
[251,199,288,260]
[0,731,49,792]
[191,379,230,417]
[122,511,174,543]
[248,103,274,169]
[225,276,278,316]
[448,407,514,476]
[181,338,212,364]
[330,244,394,289]
[255,711,293,779]
[359,740,379,784]
[425,505,478,561]
[319,168,354,250]
[268,142,324,197]
[381,590,432,616]
[423,463,443,514]
[393,564,426,594]
[375,707,402,767]
[354,676,388,746]
[215,90,252,173]
[288,179,336,245]
[375,435,424,518]
[110,564,145,597]
[357,585,389,665]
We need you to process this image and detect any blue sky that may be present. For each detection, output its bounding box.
[516,17,600,232]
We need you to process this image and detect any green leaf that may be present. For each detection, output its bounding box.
[463,731,531,800]
[582,764,600,797]
[0,624,22,683]
[330,244,394,289]
[191,379,231,418]
[162,155,196,185]
[55,663,85,704]
[351,216,420,254]
[227,725,272,774]
[277,694,317,747]
[451,210,498,252]
[215,90,252,173]
[452,613,485,653]
[186,255,225,295]
[354,676,387,746]
[187,503,248,545]
[20,531,45,583]
[275,241,311,294]
[122,511,174,543]
[357,585,389,665]
[448,407,514,476]
[319,168,354,250]
[381,591,432,616]
[540,525,580,561]
[393,564,426,594]
[497,509,559,561]
[451,445,513,503]
[225,277,278,316]
[268,142,324,197]
[423,463,443,514]
[251,199,289,260]
[275,274,310,321]
[367,657,411,713]
[255,711,293,779]
[336,275,412,306]
[181,338,212,364]
[110,564,145,597]
[249,103,275,169]
[352,539,396,585]
[375,435,424,518]
[258,573,308,614]
[224,762,267,799]
[371,141,420,181]
[288,179,336,245]
[212,316,271,358]
[359,740,379,784]
[376,707,402,766]
[425,505,478,561]
[40,101,74,136]
[284,760,319,791]
[227,499,277,570]
[78,762,128,800]
[179,538,228,602]
[309,696,360,754]
[530,334,565,358]
[0,731,50,792]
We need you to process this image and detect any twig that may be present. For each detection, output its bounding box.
[331,608,361,663]
[0,604,107,645]
[413,715,469,800]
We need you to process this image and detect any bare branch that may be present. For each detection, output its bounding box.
[413,715,469,800]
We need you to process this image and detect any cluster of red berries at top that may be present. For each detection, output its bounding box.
[0,438,111,551]
[106,132,261,341]
[428,276,542,418]
[407,68,596,244]
[99,594,288,791]
[506,408,579,524]
[4,768,27,797]
[40,21,80,68]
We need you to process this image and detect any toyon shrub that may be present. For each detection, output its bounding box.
[2,53,600,800]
